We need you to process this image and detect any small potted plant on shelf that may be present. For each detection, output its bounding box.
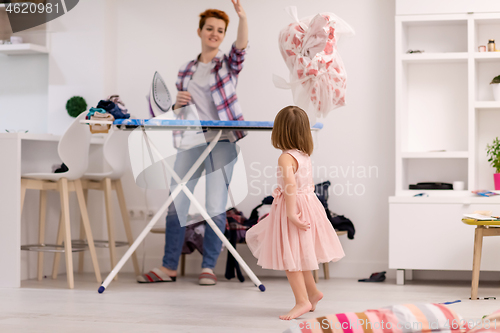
[66,96,87,118]
[486,137,500,190]
[490,75,500,101]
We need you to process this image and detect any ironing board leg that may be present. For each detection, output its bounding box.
[147,131,264,291]
[99,130,238,291]
[99,184,184,292]
[181,182,265,291]
[98,127,205,292]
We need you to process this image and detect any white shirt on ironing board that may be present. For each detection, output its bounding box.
[178,61,229,150]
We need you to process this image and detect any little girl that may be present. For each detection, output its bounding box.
[246,105,345,320]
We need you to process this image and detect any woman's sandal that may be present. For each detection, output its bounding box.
[199,268,217,285]
[137,268,177,283]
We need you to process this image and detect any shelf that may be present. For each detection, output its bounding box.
[390,194,500,204]
[0,43,48,55]
[400,16,469,25]
[474,52,500,62]
[401,52,467,63]
[401,151,469,158]
[475,101,500,109]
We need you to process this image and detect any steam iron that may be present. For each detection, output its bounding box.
[149,71,172,117]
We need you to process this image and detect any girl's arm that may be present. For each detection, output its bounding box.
[231,0,248,50]
[278,154,310,231]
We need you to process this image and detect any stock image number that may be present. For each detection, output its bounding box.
[6,3,60,14]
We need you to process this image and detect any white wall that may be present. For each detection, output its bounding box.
[47,0,117,134]
[0,54,49,133]
[0,6,49,133]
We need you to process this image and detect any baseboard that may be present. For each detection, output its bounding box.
[23,247,500,283]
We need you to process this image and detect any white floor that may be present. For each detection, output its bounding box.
[1,274,499,333]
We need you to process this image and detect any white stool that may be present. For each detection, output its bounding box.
[21,112,102,289]
[78,129,140,277]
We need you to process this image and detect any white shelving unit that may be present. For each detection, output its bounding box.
[390,3,500,284]
[395,13,500,194]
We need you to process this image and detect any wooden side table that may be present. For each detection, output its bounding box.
[462,218,500,300]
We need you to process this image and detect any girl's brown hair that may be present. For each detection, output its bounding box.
[271,106,314,156]
[199,9,230,32]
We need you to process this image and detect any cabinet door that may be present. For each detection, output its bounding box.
[389,203,500,271]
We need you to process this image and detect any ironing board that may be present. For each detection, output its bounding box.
[81,118,323,293]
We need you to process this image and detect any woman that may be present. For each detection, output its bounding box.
[138,0,248,285]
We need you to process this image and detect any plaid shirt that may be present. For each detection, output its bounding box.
[173,43,248,148]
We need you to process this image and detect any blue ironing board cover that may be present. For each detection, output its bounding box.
[114,119,323,130]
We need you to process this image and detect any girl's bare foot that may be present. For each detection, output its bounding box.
[279,301,312,320]
[309,291,323,312]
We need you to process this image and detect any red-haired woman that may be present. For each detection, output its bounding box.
[138,0,248,286]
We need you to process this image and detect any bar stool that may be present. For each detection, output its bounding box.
[20,111,102,289]
[462,218,500,300]
[77,129,140,277]
[313,230,347,283]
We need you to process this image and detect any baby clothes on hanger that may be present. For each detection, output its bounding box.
[274,6,355,120]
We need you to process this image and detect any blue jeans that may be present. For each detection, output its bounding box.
[162,140,238,270]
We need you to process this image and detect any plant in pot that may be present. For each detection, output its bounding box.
[486,137,500,190]
[66,96,87,118]
[490,75,500,101]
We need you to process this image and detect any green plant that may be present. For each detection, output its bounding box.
[490,75,500,84]
[66,96,87,117]
[487,137,500,173]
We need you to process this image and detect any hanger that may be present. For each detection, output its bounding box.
[284,6,355,37]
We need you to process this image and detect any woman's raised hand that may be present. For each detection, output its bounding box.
[175,91,191,109]
[231,0,246,19]
[289,212,310,231]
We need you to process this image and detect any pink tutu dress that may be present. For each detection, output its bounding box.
[246,149,345,271]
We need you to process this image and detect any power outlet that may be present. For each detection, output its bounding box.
[129,208,155,220]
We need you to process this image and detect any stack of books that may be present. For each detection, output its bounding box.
[463,213,500,221]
